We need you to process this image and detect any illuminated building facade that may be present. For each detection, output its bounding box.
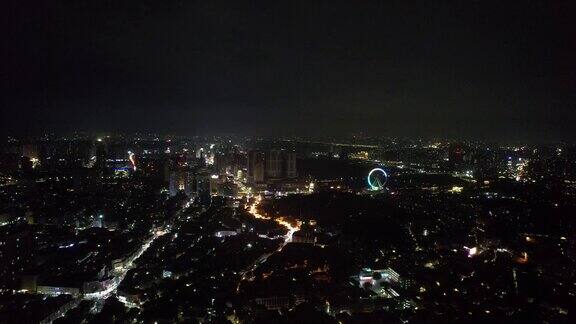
[169,170,194,196]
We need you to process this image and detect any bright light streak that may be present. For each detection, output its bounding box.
[449,186,464,193]
[236,195,303,297]
[517,251,529,264]
[128,152,137,171]
[464,246,478,257]
[84,229,167,300]
[246,197,302,255]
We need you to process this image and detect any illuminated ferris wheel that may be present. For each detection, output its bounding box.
[367,168,388,191]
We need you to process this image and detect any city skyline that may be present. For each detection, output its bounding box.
[1,1,576,323]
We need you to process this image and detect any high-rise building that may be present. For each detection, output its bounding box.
[248,150,266,183]
[196,172,212,206]
[22,144,39,160]
[286,152,297,178]
[169,170,194,197]
[95,141,107,171]
[247,150,298,183]
[266,150,283,179]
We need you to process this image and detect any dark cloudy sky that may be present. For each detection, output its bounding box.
[2,0,575,140]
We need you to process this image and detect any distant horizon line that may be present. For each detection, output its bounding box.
[2,131,575,146]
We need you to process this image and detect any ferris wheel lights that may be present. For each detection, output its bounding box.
[367,168,388,190]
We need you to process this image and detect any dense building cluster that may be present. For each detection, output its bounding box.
[0,134,575,323]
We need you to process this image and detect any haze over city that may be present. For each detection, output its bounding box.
[3,1,575,141]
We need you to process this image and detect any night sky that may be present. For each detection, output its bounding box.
[2,0,575,141]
